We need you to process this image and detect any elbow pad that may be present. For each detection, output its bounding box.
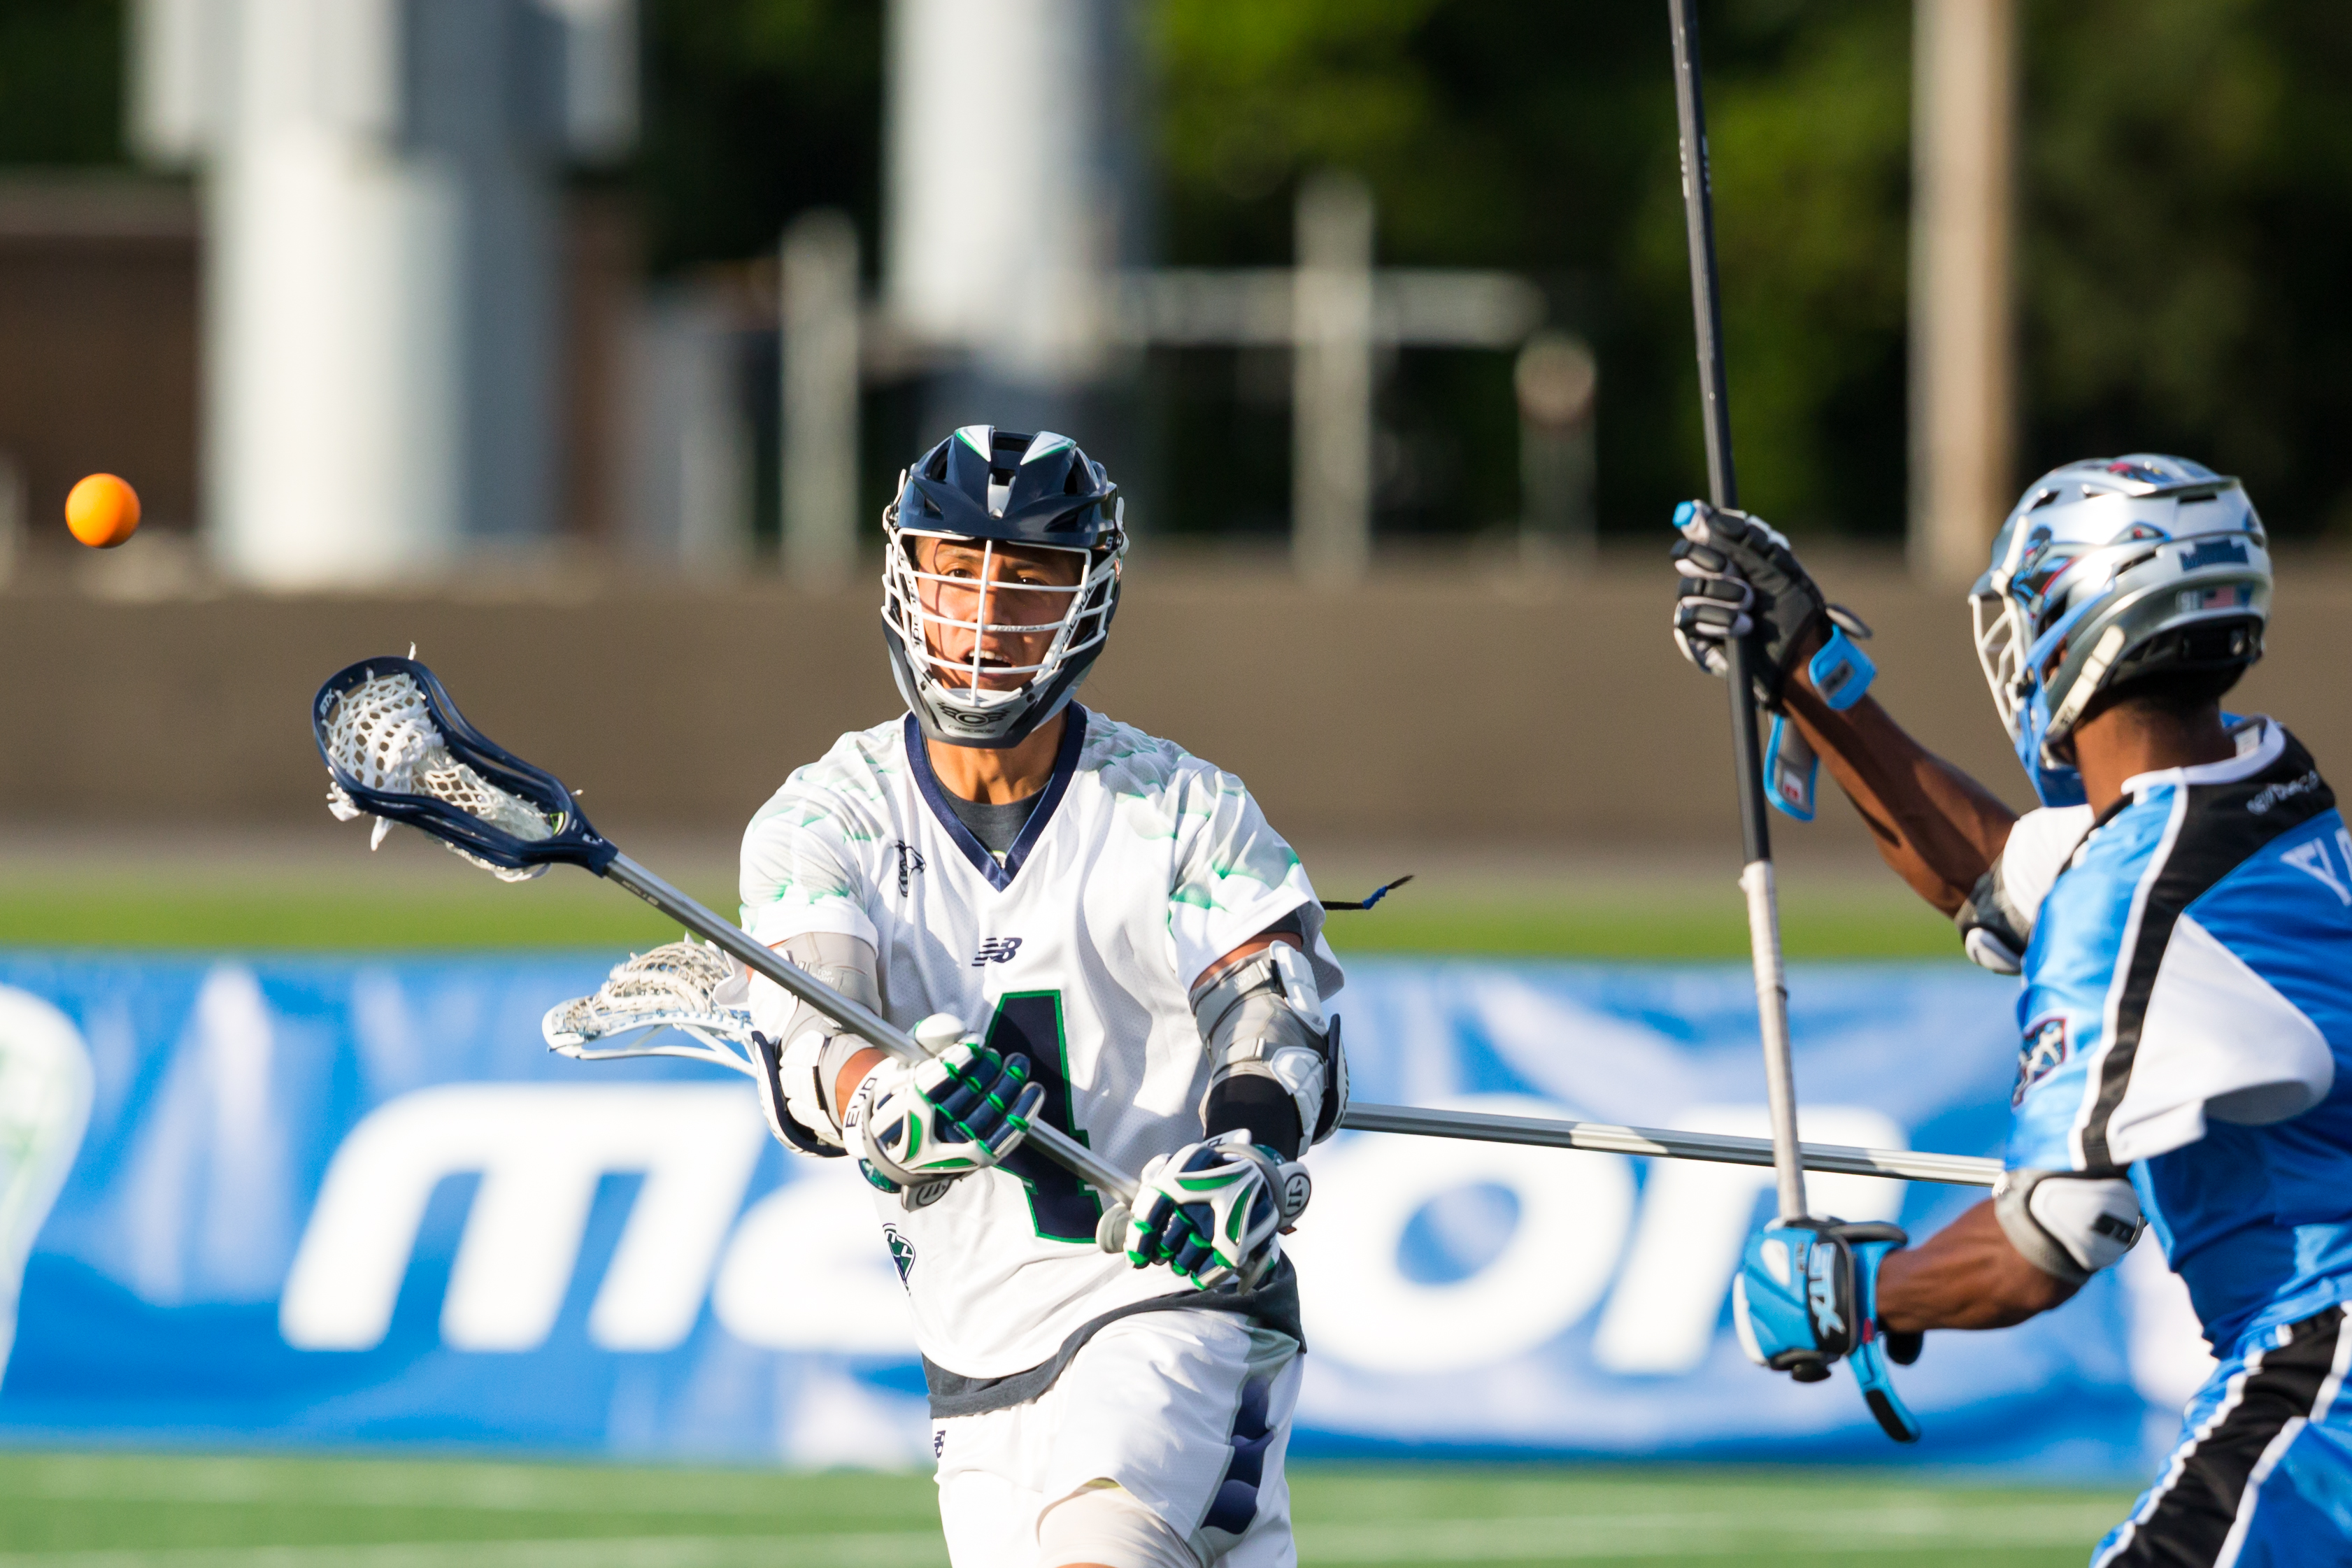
[1993,1169,2145,1285]
[748,932,881,1155]
[1956,863,2032,975]
[1191,941,1346,1162]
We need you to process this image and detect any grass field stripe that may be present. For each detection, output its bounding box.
[0,1534,947,1568]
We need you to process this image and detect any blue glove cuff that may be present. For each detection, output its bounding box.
[1807,625,1876,711]
[1847,1237,1920,1443]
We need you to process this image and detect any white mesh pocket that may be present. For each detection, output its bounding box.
[543,941,754,1074]
[320,671,555,881]
[559,940,739,1039]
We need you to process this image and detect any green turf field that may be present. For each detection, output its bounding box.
[0,876,1960,959]
[0,1452,2132,1565]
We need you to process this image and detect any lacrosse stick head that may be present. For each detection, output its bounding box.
[543,940,755,1076]
[314,656,617,877]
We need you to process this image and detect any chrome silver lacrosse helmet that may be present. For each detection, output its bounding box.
[1972,454,2269,806]
[881,425,1126,748]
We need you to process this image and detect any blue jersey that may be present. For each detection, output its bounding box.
[2007,720,2352,1352]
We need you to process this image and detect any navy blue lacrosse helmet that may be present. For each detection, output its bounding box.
[881,426,1127,748]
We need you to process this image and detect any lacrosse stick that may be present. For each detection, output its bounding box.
[543,940,761,1075]
[313,657,1141,1233]
[543,945,2000,1188]
[1669,0,1804,1235]
[1667,0,1919,1444]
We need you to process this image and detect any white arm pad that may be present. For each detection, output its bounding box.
[1993,1168,2144,1285]
[1191,941,1345,1161]
[1959,806,2096,974]
[750,932,881,1152]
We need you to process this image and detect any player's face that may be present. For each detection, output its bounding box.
[913,536,1088,691]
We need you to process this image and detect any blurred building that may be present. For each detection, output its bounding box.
[129,0,636,587]
[0,0,1555,594]
[0,176,639,583]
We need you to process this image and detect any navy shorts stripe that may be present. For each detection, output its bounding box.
[1203,1371,1274,1537]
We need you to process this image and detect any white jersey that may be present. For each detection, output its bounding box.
[739,706,1343,1378]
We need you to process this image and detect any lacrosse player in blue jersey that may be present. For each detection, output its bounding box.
[1671,455,2352,1565]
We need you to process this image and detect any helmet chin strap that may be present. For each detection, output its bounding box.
[2014,685,2087,808]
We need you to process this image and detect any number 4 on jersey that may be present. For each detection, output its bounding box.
[983,990,1105,1243]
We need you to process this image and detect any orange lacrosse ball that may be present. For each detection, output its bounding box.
[65,473,141,548]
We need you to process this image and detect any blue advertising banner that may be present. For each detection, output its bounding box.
[0,953,2211,1473]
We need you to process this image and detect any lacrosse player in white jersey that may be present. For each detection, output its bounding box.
[738,425,1344,1568]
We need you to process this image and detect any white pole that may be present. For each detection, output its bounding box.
[884,0,1111,392]
[1292,171,1375,587]
[131,0,632,588]
[204,0,459,587]
[1909,0,2017,586]
[782,211,862,590]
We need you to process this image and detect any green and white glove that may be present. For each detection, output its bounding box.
[845,1018,1046,1210]
[1126,1131,1307,1290]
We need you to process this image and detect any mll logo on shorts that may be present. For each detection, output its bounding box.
[2014,1015,2070,1107]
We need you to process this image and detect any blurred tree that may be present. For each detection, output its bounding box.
[636,0,883,275]
[1155,0,1915,540]
[2025,0,2352,535]
[0,0,122,164]
[1651,3,1911,535]
[1155,0,2352,541]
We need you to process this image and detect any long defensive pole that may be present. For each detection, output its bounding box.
[1667,0,1809,1226]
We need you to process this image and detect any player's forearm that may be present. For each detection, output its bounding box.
[834,1046,887,1113]
[1783,665,2016,915]
[1876,1200,2076,1332]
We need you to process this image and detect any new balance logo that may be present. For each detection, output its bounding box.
[972,936,1023,967]
[2248,771,2322,814]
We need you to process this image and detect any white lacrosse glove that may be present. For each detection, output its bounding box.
[1125,1132,1307,1291]
[845,1020,1047,1210]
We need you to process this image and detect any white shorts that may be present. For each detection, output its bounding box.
[932,1309,1302,1568]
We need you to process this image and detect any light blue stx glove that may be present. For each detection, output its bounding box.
[1732,1218,1921,1444]
[1126,1132,1306,1291]
[845,1018,1046,1211]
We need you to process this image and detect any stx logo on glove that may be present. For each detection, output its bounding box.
[1806,1245,1846,1341]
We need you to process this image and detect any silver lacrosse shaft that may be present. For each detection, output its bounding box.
[599,852,1139,1206]
[1340,1102,1997,1188]
[1669,0,1809,1226]
[1741,860,1809,1218]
